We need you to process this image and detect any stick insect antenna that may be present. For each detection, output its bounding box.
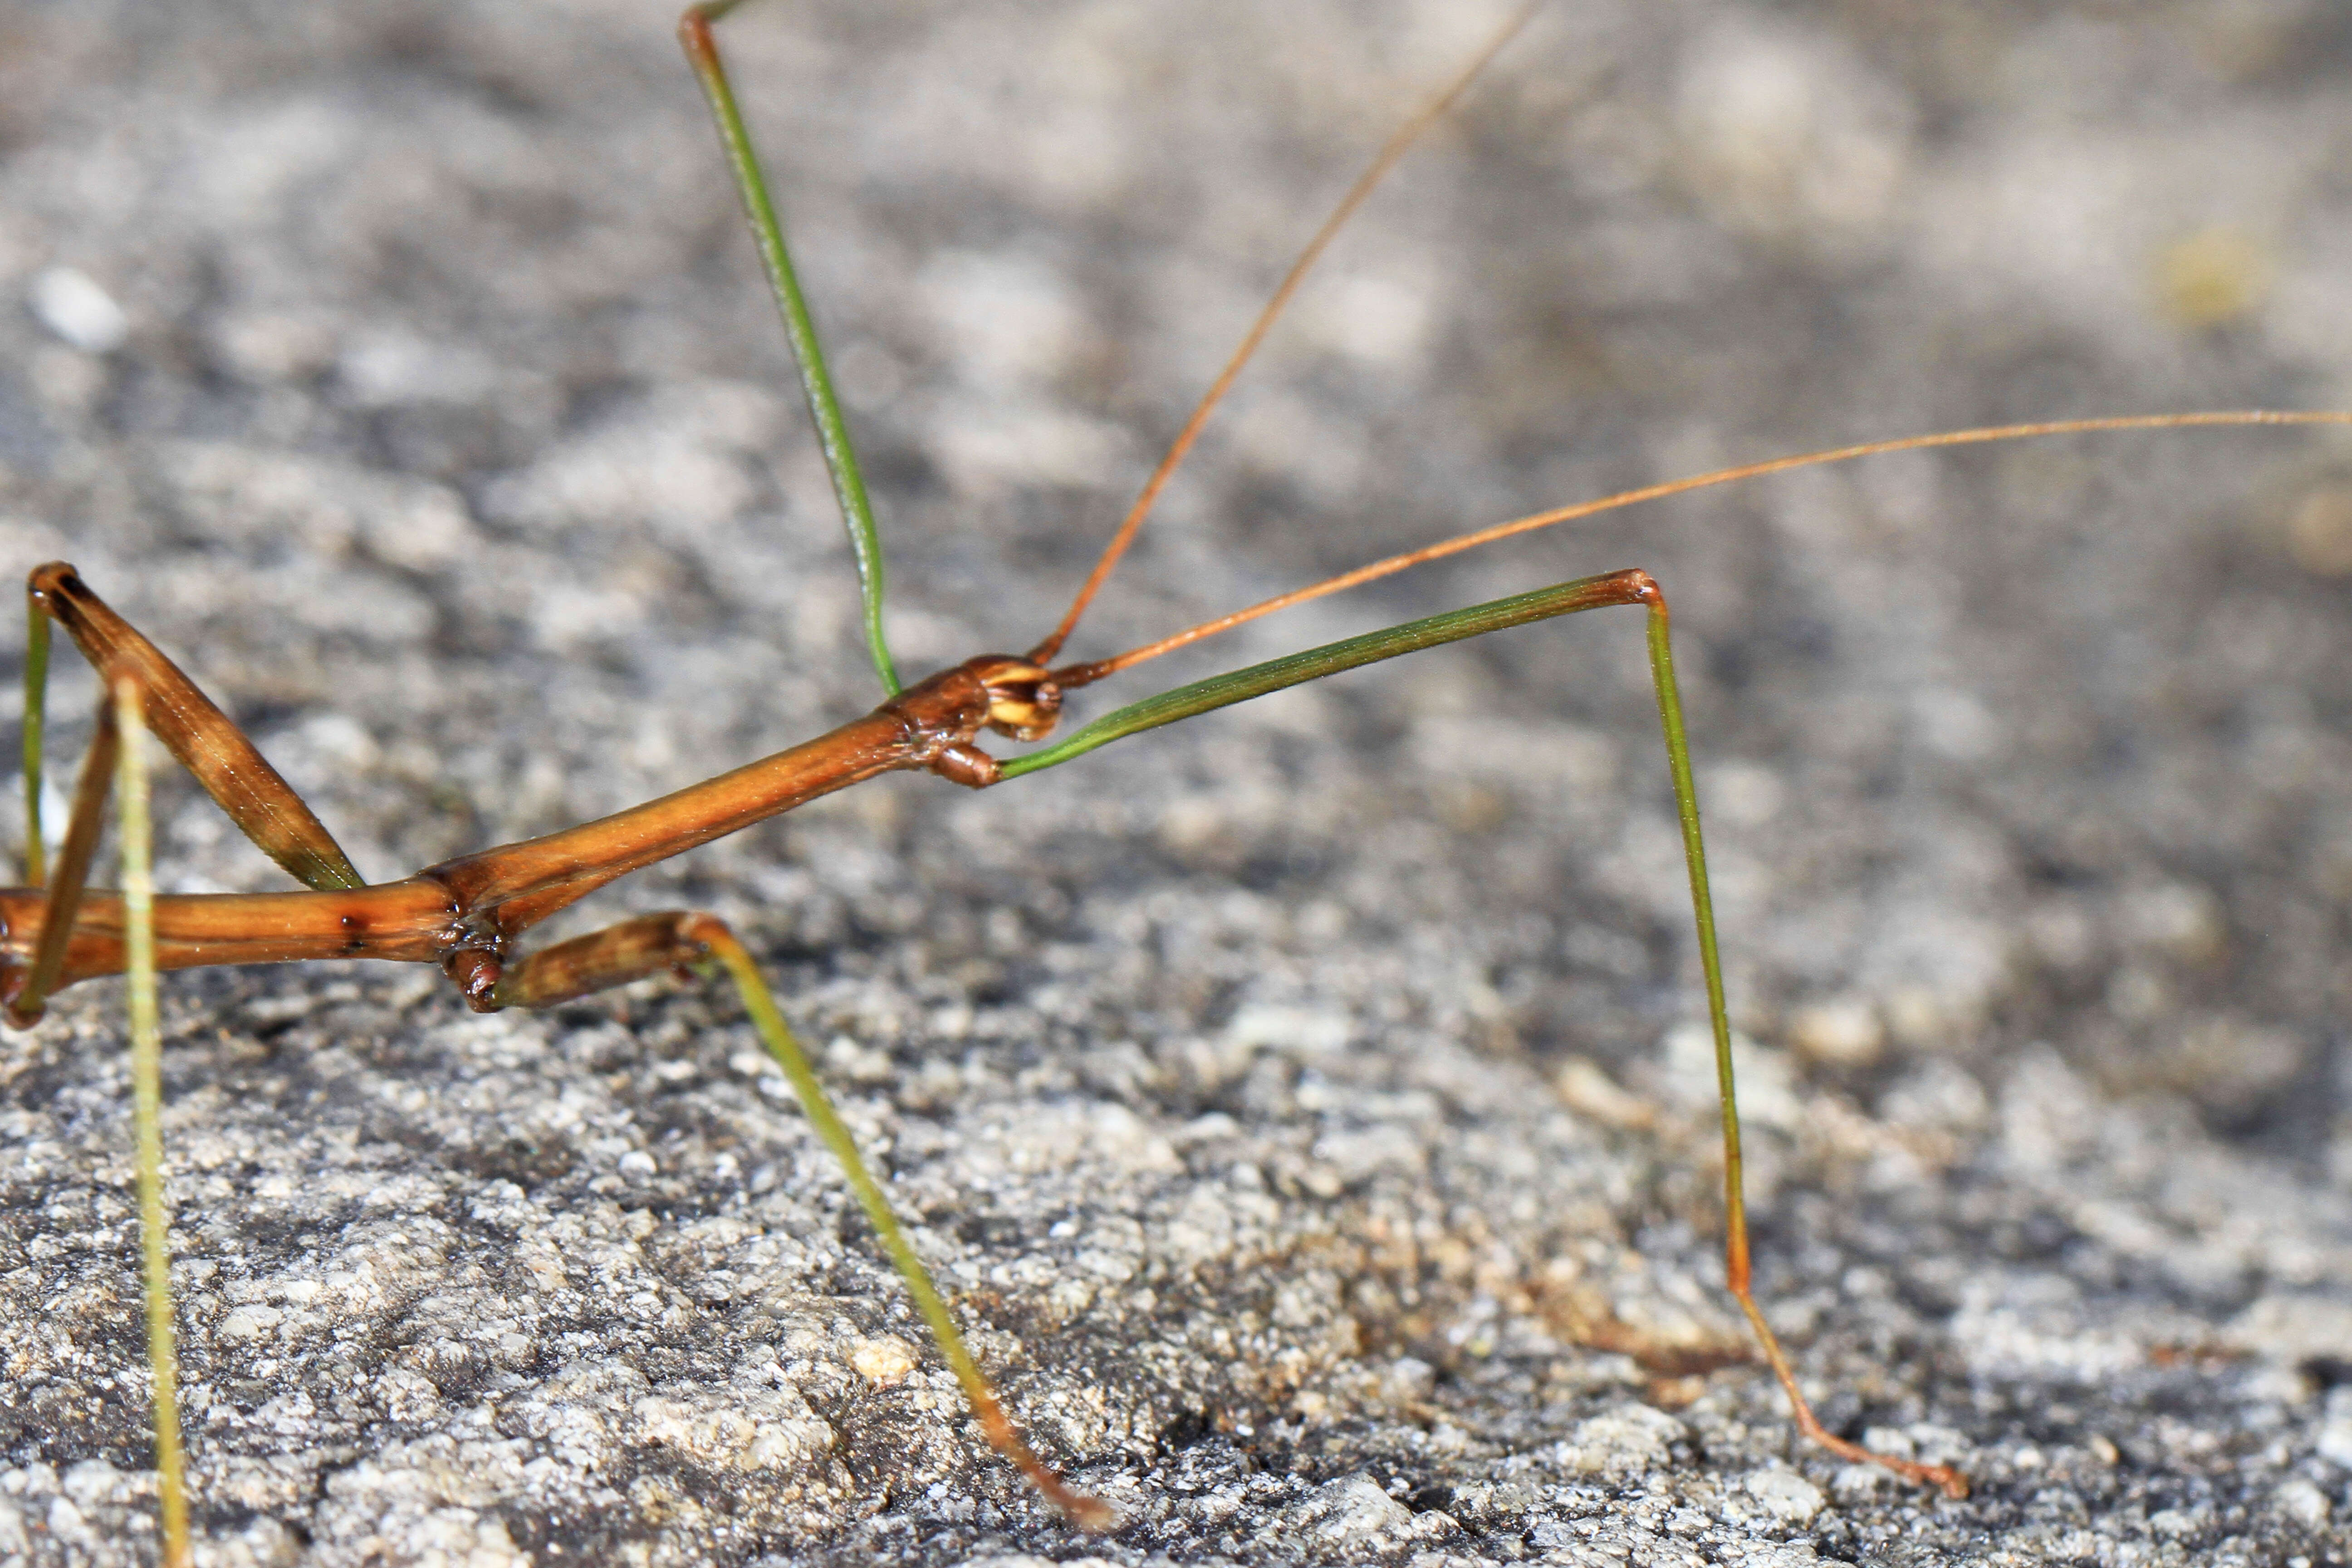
[1026,4,1538,667]
[1054,409,2352,686]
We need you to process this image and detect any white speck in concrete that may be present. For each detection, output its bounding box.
[29,266,129,352]
[1289,1474,1413,1545]
[2274,1477,2332,1530]
[1746,1465,1827,1524]
[2317,1388,2352,1468]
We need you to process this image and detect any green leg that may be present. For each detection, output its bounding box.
[1642,599,1967,1498]
[486,913,1117,1531]
[22,589,47,885]
[677,2,900,698]
[114,676,191,1566]
[1009,568,1971,1497]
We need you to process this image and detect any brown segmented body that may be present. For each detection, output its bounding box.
[0,601,1038,1005]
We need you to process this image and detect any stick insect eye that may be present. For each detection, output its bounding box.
[971,657,1063,741]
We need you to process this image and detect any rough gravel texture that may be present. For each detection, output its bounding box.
[4,1,2352,1564]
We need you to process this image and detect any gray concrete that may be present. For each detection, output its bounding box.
[3,0,2351,1563]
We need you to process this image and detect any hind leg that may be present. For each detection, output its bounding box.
[24,563,364,894]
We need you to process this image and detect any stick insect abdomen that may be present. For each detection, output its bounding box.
[0,882,454,990]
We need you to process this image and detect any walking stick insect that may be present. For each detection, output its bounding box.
[15,3,2352,1561]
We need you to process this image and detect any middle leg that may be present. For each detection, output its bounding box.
[491,913,1117,1530]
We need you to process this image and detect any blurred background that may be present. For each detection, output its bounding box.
[3,1,2350,1562]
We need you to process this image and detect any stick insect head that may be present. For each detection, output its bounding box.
[966,654,1063,741]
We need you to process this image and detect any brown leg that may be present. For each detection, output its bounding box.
[476,911,701,1008]
[6,687,121,1025]
[487,912,1118,1531]
[27,563,364,892]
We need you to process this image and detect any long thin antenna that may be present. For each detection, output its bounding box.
[1027,4,1538,666]
[1053,410,2352,685]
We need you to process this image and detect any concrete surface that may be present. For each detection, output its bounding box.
[2,0,2351,1563]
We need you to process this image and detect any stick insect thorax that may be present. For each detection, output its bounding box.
[0,603,1063,1014]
